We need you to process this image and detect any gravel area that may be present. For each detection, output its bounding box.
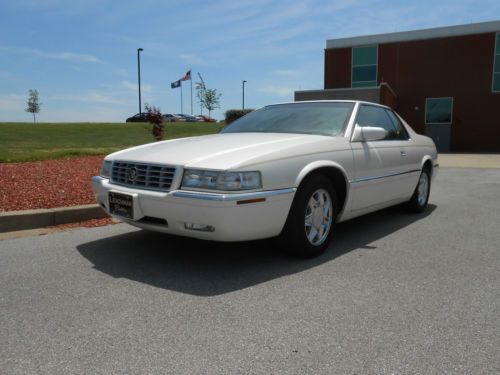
[0,156,103,212]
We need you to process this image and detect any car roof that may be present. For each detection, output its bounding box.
[266,100,391,110]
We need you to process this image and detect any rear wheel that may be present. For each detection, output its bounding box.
[279,175,337,257]
[405,167,431,213]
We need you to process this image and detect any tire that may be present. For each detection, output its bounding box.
[278,174,337,257]
[405,167,431,213]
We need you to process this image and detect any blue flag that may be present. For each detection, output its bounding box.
[171,80,181,89]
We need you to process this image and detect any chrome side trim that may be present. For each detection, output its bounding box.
[350,169,420,184]
[171,188,296,201]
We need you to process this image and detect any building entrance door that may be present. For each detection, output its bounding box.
[425,124,451,152]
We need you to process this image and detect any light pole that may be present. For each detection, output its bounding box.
[242,80,247,110]
[137,48,143,114]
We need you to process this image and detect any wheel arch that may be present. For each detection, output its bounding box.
[421,155,434,177]
[295,161,349,219]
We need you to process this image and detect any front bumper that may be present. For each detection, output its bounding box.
[91,176,295,241]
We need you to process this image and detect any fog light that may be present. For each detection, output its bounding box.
[184,223,215,232]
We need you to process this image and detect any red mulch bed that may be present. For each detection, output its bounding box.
[52,217,117,230]
[0,155,104,212]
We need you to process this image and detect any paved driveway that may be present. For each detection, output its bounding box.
[1,168,499,374]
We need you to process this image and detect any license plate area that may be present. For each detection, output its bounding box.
[109,192,134,219]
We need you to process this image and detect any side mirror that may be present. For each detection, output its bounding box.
[352,124,388,142]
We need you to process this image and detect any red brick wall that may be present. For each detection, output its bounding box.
[325,33,500,151]
[325,48,351,89]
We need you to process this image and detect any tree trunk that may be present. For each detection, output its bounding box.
[33,112,36,125]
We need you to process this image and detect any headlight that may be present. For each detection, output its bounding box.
[100,160,112,179]
[182,169,261,191]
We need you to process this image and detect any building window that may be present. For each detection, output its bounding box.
[493,32,500,92]
[351,46,378,88]
[425,97,453,124]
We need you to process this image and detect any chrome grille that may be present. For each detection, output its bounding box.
[111,161,176,192]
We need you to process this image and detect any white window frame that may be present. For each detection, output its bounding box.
[425,97,454,125]
[351,45,378,88]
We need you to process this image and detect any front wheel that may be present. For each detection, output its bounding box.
[278,175,337,257]
[405,167,431,213]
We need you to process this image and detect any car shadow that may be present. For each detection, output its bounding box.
[76,204,436,296]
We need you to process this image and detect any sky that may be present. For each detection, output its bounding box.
[0,0,499,122]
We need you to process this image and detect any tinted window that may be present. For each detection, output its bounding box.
[221,102,354,137]
[426,98,453,124]
[352,46,377,66]
[356,105,398,140]
[385,109,410,140]
[493,33,500,92]
[352,46,377,88]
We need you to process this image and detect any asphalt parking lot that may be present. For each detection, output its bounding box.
[1,167,499,374]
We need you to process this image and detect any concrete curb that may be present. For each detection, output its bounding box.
[0,204,109,233]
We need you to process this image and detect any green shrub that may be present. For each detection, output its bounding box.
[224,109,254,125]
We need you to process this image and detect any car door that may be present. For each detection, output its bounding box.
[350,104,418,211]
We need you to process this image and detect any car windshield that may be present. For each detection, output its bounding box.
[221,102,354,136]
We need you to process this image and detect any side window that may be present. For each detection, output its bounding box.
[356,105,397,140]
[385,109,410,140]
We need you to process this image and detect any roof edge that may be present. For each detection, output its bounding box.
[326,20,500,49]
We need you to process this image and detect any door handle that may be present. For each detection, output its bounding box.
[400,150,407,157]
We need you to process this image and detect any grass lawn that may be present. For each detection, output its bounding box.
[0,122,224,162]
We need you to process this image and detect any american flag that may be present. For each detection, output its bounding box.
[180,70,191,81]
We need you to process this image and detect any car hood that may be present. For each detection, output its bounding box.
[107,132,348,170]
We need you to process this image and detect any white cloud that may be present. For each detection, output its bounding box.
[0,45,103,63]
[31,49,103,63]
[43,90,130,105]
[0,95,25,111]
[71,92,124,105]
[257,85,295,97]
[273,69,302,77]
[122,80,152,93]
[178,53,207,66]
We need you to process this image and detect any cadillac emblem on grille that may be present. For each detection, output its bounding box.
[128,167,137,181]
[111,161,175,192]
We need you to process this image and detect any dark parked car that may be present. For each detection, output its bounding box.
[125,113,148,123]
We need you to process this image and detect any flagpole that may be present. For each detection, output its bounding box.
[190,68,193,115]
[197,72,205,116]
[180,81,183,114]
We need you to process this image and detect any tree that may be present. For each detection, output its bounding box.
[195,80,206,115]
[199,88,221,118]
[144,103,165,141]
[25,89,41,124]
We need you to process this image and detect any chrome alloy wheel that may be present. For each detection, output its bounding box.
[304,188,333,246]
[417,172,429,206]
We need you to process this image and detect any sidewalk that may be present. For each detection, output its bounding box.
[438,154,500,169]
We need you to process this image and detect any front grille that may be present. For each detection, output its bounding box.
[111,161,176,192]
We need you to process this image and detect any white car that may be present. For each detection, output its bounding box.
[92,101,438,257]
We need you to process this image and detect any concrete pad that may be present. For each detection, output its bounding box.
[439,153,500,168]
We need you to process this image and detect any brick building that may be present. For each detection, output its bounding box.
[295,21,500,151]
